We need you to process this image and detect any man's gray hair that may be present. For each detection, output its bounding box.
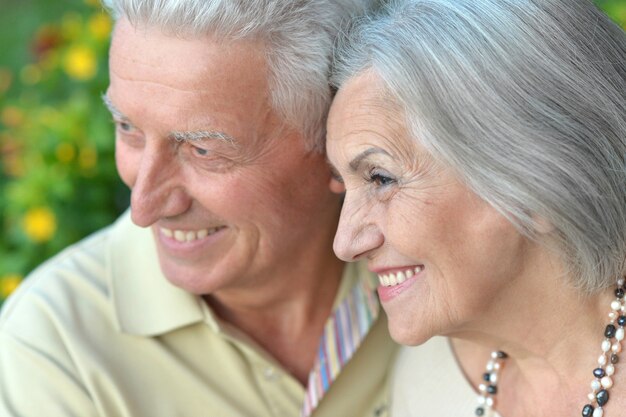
[102,0,372,152]
[332,0,626,292]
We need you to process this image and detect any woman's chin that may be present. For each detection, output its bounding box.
[387,318,435,347]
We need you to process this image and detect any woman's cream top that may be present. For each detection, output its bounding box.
[391,336,502,417]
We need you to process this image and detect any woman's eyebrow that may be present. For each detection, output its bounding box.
[349,147,390,172]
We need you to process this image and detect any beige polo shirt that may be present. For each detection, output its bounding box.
[0,211,397,417]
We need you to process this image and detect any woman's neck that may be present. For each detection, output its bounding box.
[449,257,624,416]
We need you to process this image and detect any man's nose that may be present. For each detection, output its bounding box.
[333,191,384,262]
[129,143,191,227]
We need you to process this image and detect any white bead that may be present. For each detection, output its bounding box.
[588,392,596,401]
[612,342,622,353]
[606,364,615,376]
[593,407,604,417]
[489,373,498,384]
[602,339,611,352]
[486,361,495,371]
[598,354,607,366]
[491,351,499,359]
[609,312,617,320]
[493,362,501,370]
[601,376,613,388]
[479,383,487,392]
[591,379,601,391]
[477,396,486,405]
[616,327,624,341]
[485,397,494,407]
[611,300,622,311]
[618,278,625,286]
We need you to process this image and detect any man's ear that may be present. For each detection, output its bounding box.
[329,178,345,194]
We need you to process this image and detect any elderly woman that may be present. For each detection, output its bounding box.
[326,0,626,416]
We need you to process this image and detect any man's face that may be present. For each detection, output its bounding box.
[107,19,341,296]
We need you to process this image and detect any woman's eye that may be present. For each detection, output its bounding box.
[368,169,396,186]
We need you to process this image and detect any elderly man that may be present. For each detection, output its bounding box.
[0,1,397,416]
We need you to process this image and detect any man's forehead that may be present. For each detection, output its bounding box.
[106,19,285,149]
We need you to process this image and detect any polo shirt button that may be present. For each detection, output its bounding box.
[264,367,278,381]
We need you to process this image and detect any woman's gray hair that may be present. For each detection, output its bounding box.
[102,0,372,152]
[332,0,626,292]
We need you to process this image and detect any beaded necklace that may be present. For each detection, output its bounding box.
[474,277,625,417]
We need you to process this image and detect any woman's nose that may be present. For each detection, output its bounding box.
[333,191,384,261]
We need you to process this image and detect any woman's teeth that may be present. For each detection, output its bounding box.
[160,227,222,242]
[378,266,423,287]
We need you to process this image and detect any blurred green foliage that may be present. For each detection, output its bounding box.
[0,0,129,302]
[0,0,625,304]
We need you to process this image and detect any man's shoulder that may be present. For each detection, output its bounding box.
[0,212,133,334]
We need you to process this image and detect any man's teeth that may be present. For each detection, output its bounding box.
[160,227,221,242]
[378,266,423,287]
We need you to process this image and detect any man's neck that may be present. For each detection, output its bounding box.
[205,255,345,384]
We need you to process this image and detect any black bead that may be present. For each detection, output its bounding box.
[496,351,508,359]
[581,404,594,417]
[616,287,625,299]
[486,385,497,394]
[610,353,619,364]
[597,389,609,406]
[593,368,605,378]
[605,324,617,338]
[618,315,626,327]
[475,407,485,416]
[483,372,491,382]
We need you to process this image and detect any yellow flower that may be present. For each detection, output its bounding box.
[56,143,76,163]
[88,13,112,40]
[22,207,57,243]
[63,45,97,81]
[0,274,22,299]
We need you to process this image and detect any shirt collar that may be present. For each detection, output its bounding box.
[108,211,210,336]
[107,211,378,337]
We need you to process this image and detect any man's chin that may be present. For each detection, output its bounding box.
[157,260,222,295]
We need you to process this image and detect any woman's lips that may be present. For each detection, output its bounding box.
[375,265,424,302]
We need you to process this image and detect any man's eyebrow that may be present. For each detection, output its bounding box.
[170,130,236,145]
[102,93,236,145]
[101,94,128,121]
[349,147,390,172]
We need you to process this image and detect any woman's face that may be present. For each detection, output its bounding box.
[326,72,534,345]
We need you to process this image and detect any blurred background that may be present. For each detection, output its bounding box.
[0,0,625,306]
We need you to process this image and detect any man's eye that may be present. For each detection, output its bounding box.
[193,146,209,156]
[114,120,135,133]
